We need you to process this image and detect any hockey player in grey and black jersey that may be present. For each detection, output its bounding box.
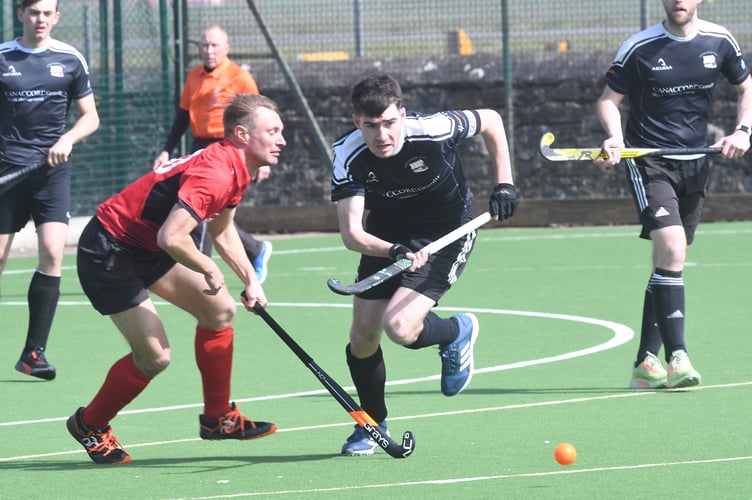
[0,0,99,381]
[595,0,752,390]
[330,73,519,456]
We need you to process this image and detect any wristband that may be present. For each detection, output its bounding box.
[736,124,751,137]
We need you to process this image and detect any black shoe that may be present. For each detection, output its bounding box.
[15,347,56,380]
[67,407,131,464]
[200,402,277,440]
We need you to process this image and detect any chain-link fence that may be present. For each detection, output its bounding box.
[1,0,749,216]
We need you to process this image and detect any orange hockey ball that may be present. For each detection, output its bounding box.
[554,442,577,465]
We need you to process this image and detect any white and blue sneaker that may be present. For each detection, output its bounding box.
[341,421,387,456]
[252,241,273,283]
[439,313,479,396]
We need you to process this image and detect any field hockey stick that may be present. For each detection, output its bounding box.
[327,211,493,296]
[0,162,47,186]
[251,302,415,458]
[539,132,722,162]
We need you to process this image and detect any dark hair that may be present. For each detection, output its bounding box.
[19,0,58,10]
[223,94,279,137]
[351,73,403,117]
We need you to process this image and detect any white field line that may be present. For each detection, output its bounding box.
[3,224,750,276]
[176,453,752,499]
[2,380,750,464]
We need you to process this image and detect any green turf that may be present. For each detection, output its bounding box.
[2,221,751,498]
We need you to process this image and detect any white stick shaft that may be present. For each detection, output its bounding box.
[421,211,492,255]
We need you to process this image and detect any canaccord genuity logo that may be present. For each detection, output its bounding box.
[651,58,673,71]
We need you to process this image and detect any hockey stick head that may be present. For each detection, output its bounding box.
[364,421,415,458]
[540,131,556,148]
[326,278,353,296]
[539,132,608,161]
[538,132,563,161]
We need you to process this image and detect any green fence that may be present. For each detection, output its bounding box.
[1,0,749,216]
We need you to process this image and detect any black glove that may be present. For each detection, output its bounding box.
[489,183,519,220]
[388,243,413,261]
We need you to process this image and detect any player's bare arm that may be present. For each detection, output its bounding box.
[47,94,99,167]
[476,109,514,185]
[208,209,267,309]
[595,87,627,166]
[713,75,752,158]
[335,196,426,270]
[477,109,519,221]
[157,205,225,295]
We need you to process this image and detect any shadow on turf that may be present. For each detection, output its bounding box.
[2,453,339,471]
[393,387,640,396]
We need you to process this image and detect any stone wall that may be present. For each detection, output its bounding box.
[235,50,752,233]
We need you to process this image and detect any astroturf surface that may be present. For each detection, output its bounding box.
[1,221,751,499]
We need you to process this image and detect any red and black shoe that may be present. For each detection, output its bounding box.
[15,347,56,381]
[200,402,277,440]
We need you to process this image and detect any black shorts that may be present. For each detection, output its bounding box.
[77,217,177,315]
[625,156,709,245]
[355,210,476,302]
[0,161,70,233]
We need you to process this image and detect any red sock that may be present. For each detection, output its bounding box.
[195,325,233,419]
[82,354,151,430]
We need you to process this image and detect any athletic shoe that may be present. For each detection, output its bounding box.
[439,313,479,396]
[15,347,56,381]
[252,241,273,283]
[341,421,387,456]
[667,350,702,388]
[199,402,277,440]
[629,351,668,389]
[67,407,131,464]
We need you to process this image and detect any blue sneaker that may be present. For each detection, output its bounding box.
[439,313,479,396]
[252,241,273,283]
[341,421,387,456]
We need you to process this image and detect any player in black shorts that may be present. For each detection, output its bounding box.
[331,73,519,455]
[0,0,100,380]
[67,94,283,464]
[595,0,751,389]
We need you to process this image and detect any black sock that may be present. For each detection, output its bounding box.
[25,271,61,353]
[346,344,387,422]
[635,284,663,367]
[650,268,685,362]
[406,311,459,349]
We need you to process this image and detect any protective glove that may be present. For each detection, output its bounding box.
[489,182,519,220]
[388,243,413,261]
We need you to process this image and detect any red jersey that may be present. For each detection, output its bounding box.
[96,141,251,252]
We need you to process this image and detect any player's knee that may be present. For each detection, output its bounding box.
[135,349,171,377]
[196,294,236,328]
[655,244,686,269]
[382,316,419,346]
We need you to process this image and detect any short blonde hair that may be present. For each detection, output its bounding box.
[223,94,280,137]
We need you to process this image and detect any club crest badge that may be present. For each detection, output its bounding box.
[408,159,428,173]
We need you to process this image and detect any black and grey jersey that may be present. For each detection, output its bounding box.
[0,38,93,167]
[331,110,480,225]
[604,20,749,149]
